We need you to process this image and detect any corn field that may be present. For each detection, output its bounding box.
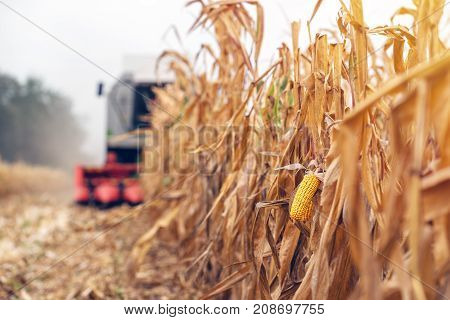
[131,0,450,299]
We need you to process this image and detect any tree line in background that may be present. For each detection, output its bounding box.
[0,72,87,169]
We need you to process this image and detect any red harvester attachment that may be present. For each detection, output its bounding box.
[74,152,143,207]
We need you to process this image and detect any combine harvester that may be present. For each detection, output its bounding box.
[74,56,170,207]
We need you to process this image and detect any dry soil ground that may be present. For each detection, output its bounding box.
[0,182,193,299]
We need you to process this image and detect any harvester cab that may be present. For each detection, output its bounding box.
[74,73,168,207]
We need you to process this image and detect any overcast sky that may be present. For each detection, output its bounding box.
[0,0,439,163]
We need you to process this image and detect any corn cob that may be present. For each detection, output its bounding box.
[290,173,320,221]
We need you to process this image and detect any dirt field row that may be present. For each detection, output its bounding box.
[0,183,192,299]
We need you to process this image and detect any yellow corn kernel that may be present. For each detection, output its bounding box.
[290,173,320,221]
